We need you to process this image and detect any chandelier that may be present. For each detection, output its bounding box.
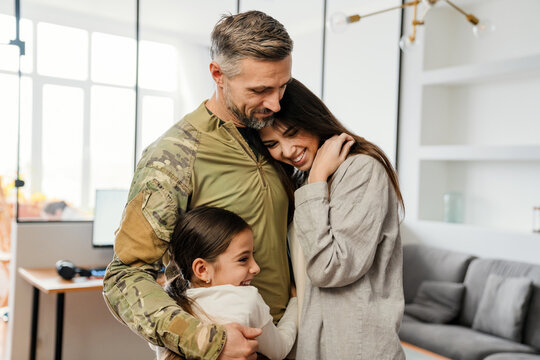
[329,0,495,51]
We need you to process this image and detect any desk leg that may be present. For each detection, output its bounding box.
[30,287,39,360]
[55,293,65,360]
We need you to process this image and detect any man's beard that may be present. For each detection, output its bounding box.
[225,91,275,130]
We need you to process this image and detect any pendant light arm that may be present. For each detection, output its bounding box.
[347,0,420,24]
[444,0,479,25]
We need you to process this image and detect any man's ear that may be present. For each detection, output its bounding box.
[192,258,212,284]
[209,61,224,87]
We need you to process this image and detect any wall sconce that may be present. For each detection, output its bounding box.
[329,0,494,52]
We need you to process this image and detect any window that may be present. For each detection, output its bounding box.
[37,23,88,80]
[141,96,174,150]
[41,84,85,216]
[91,32,136,86]
[1,1,234,221]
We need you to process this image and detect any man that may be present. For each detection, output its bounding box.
[103,11,293,360]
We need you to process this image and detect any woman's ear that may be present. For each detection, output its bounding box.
[192,258,212,285]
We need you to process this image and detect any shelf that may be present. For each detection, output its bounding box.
[416,219,540,240]
[421,54,540,85]
[418,145,540,161]
[0,251,10,262]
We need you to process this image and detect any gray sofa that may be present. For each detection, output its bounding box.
[400,244,540,360]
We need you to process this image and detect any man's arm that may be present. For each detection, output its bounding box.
[102,171,228,358]
[103,134,260,359]
[104,255,227,358]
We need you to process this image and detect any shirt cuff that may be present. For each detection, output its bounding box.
[294,181,328,208]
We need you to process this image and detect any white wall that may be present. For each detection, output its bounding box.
[397,0,540,262]
[324,0,402,165]
[7,222,153,360]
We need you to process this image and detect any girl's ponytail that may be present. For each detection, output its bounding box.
[164,274,194,316]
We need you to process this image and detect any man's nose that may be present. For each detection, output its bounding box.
[263,90,281,113]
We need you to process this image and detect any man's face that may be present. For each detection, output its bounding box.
[222,56,292,129]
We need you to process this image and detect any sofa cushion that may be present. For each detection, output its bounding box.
[399,321,537,360]
[402,312,421,323]
[403,244,475,303]
[405,281,465,323]
[472,274,532,342]
[459,257,540,349]
[524,283,540,350]
[484,354,540,360]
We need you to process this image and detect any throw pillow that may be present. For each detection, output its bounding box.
[472,274,532,342]
[404,281,465,323]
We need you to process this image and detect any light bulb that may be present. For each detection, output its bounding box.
[421,0,438,8]
[399,34,417,52]
[329,12,348,33]
[472,19,495,38]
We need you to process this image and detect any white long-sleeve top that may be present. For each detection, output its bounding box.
[187,285,298,360]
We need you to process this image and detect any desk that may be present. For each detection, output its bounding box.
[18,268,103,360]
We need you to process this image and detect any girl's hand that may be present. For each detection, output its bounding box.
[308,133,355,184]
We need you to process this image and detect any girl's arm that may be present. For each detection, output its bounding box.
[294,155,398,288]
[257,297,298,360]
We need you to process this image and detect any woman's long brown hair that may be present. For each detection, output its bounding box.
[254,78,404,217]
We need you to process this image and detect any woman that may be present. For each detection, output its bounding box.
[258,79,405,360]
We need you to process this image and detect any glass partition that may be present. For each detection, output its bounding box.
[15,0,137,221]
[3,0,402,222]
[137,0,237,160]
[0,0,18,307]
[0,9,23,226]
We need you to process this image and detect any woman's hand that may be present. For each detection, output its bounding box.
[308,133,355,184]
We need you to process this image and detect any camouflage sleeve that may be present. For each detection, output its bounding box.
[103,125,227,359]
[103,255,226,359]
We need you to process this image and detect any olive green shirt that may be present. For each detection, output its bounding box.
[103,102,290,359]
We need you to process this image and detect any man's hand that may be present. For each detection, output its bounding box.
[218,323,262,360]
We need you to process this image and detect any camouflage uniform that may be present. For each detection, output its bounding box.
[103,102,290,359]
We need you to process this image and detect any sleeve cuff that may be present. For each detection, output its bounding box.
[294,181,328,208]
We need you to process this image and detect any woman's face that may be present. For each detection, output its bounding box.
[259,121,320,171]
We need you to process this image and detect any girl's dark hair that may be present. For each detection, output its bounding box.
[254,78,404,215]
[166,206,251,315]
[161,206,251,360]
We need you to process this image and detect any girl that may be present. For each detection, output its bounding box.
[258,79,405,359]
[159,206,297,360]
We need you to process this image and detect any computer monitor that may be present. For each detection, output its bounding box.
[92,189,129,247]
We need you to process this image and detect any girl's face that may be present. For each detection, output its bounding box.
[259,121,320,172]
[208,228,260,287]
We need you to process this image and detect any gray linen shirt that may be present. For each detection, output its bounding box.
[293,154,405,360]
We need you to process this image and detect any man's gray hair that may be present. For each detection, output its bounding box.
[210,11,293,77]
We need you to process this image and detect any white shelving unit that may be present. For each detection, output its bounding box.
[418,145,540,161]
[422,53,540,85]
[398,0,540,262]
